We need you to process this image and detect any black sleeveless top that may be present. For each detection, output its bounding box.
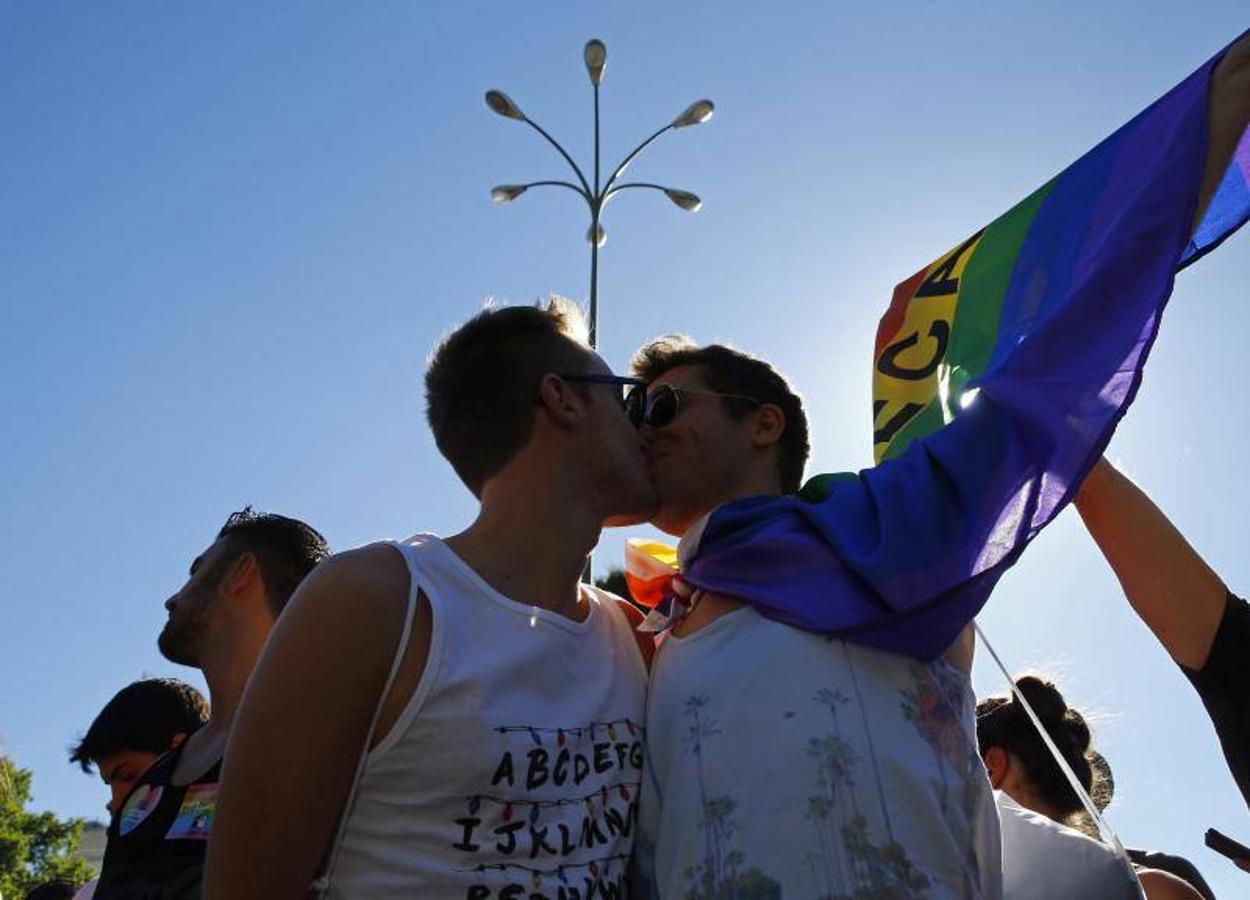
[1184,592,1250,811]
[94,736,221,900]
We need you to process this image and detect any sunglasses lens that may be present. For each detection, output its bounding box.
[623,385,645,428]
[645,386,679,428]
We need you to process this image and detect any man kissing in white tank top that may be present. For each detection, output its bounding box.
[206,298,657,899]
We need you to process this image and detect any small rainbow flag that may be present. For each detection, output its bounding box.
[663,34,1250,659]
[624,539,680,610]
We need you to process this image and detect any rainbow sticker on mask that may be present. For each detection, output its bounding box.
[118,784,163,836]
[165,784,217,841]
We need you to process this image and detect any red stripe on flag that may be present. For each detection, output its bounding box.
[625,572,672,609]
[874,265,929,357]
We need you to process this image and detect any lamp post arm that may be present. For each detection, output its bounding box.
[522,118,593,197]
[603,123,674,194]
[522,180,595,208]
[604,181,671,199]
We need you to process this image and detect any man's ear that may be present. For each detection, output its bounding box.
[537,374,583,430]
[169,731,188,750]
[221,551,260,598]
[750,403,786,449]
[983,746,1009,788]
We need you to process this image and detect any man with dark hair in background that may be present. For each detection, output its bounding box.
[207,298,654,899]
[92,509,329,900]
[71,678,208,817]
[67,677,207,900]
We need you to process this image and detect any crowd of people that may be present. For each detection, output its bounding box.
[35,303,1249,900]
[17,26,1250,900]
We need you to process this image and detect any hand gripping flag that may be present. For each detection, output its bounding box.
[653,34,1250,660]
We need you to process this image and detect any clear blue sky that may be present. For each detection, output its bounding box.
[2,2,1247,893]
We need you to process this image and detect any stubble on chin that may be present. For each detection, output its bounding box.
[157,621,198,667]
[603,477,661,528]
[604,496,660,529]
[647,488,703,538]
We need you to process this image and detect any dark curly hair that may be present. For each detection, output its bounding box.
[216,508,330,617]
[69,678,209,772]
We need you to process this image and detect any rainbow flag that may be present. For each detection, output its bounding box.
[624,539,680,610]
[665,34,1250,660]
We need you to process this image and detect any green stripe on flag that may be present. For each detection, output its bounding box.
[880,181,1054,462]
[945,180,1055,385]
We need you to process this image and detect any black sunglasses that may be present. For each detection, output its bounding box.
[557,374,761,429]
[626,383,762,429]
[557,373,647,420]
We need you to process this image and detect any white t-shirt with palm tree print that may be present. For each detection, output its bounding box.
[635,605,1002,899]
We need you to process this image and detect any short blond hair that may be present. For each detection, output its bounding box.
[426,296,591,495]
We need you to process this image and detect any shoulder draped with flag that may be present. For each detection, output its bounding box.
[667,33,1250,660]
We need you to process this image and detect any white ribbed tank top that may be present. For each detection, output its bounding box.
[325,535,648,899]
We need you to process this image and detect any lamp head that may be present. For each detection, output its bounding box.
[672,99,714,128]
[584,39,607,86]
[664,188,702,212]
[491,184,528,203]
[485,90,526,121]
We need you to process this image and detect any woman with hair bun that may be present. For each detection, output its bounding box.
[977,676,1208,899]
[977,677,1102,828]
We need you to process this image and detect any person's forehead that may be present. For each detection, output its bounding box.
[649,364,708,390]
[189,535,230,575]
[97,749,159,780]
[581,350,614,376]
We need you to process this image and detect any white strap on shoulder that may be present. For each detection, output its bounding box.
[310,541,421,898]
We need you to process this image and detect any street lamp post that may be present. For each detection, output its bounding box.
[485,39,713,349]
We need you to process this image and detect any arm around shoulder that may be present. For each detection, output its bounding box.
[204,542,417,900]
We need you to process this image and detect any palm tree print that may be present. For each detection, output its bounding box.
[899,663,971,813]
[840,815,932,899]
[802,682,934,899]
[681,695,781,899]
[898,662,984,895]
